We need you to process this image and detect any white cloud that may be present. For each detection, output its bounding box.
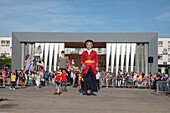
[155,12,170,21]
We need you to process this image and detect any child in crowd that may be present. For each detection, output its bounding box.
[25,70,29,86]
[2,71,6,87]
[135,75,140,87]
[51,71,55,85]
[61,70,68,92]
[28,75,33,86]
[78,73,84,94]
[10,71,16,90]
[35,72,41,89]
[20,73,25,88]
[142,74,148,88]
[54,71,62,95]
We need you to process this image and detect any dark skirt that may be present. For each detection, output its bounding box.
[83,68,98,92]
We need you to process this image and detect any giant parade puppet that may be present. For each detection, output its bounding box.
[80,39,99,96]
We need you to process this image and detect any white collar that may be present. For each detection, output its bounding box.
[87,49,92,55]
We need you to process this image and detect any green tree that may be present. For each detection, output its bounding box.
[0,54,12,68]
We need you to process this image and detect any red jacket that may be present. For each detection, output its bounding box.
[80,50,98,74]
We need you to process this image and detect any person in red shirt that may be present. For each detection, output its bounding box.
[80,40,98,96]
[54,71,62,95]
[61,70,68,92]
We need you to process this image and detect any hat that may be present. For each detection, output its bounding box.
[84,39,94,48]
[56,71,62,75]
[56,71,60,73]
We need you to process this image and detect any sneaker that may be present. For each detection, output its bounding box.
[9,88,12,90]
[91,93,97,96]
[58,92,60,95]
[54,92,57,95]
[13,88,15,90]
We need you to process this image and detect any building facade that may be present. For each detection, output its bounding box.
[0,36,12,57]
[12,32,158,75]
[158,38,170,74]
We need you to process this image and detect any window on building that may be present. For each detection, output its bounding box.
[158,41,163,47]
[1,40,5,45]
[163,48,168,55]
[6,53,10,56]
[163,62,167,65]
[168,55,170,62]
[158,54,163,60]
[168,48,170,51]
[1,53,5,56]
[163,48,167,52]
[168,41,170,47]
[6,41,10,45]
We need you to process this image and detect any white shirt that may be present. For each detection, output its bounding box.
[96,72,101,80]
[87,49,92,55]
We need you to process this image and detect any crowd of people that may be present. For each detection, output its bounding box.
[1,68,170,91]
[100,70,170,89]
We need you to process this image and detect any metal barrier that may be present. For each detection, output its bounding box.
[157,81,170,95]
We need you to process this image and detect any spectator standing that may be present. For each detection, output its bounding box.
[96,71,101,90]
[44,70,50,86]
[35,72,41,89]
[2,71,6,87]
[10,71,16,90]
[61,70,68,92]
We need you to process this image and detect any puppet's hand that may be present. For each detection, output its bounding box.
[96,67,99,71]
[82,64,86,69]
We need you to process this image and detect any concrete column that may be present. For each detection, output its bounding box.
[136,44,140,73]
[144,44,149,76]
[111,43,116,73]
[130,43,136,72]
[54,43,59,71]
[21,43,25,70]
[44,43,49,71]
[121,43,126,72]
[116,43,121,74]
[140,44,145,73]
[31,43,35,59]
[49,43,54,72]
[126,44,131,72]
[106,43,111,72]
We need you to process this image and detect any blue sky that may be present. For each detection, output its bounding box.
[0,0,170,37]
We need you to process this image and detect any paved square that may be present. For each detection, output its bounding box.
[0,86,170,113]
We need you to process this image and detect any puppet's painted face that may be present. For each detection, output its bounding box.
[86,42,93,50]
